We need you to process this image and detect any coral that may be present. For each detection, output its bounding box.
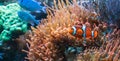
[75,35,120,61]
[25,0,105,61]
[0,3,28,42]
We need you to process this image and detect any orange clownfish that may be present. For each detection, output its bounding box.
[68,25,98,40]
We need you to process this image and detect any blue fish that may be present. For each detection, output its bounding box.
[18,0,46,13]
[17,11,39,26]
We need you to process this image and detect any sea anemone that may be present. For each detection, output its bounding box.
[75,34,120,61]
[23,0,111,61]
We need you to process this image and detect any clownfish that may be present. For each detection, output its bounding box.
[68,25,98,40]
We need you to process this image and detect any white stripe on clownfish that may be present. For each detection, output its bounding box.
[72,26,77,35]
[82,24,87,45]
[92,31,94,38]
[82,25,86,39]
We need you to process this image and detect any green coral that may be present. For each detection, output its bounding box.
[0,3,28,42]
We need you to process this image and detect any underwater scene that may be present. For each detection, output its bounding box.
[0,0,120,61]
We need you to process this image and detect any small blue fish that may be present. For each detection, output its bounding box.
[18,0,46,13]
[17,11,39,26]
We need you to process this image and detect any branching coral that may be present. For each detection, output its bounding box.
[25,0,106,61]
[0,3,28,42]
